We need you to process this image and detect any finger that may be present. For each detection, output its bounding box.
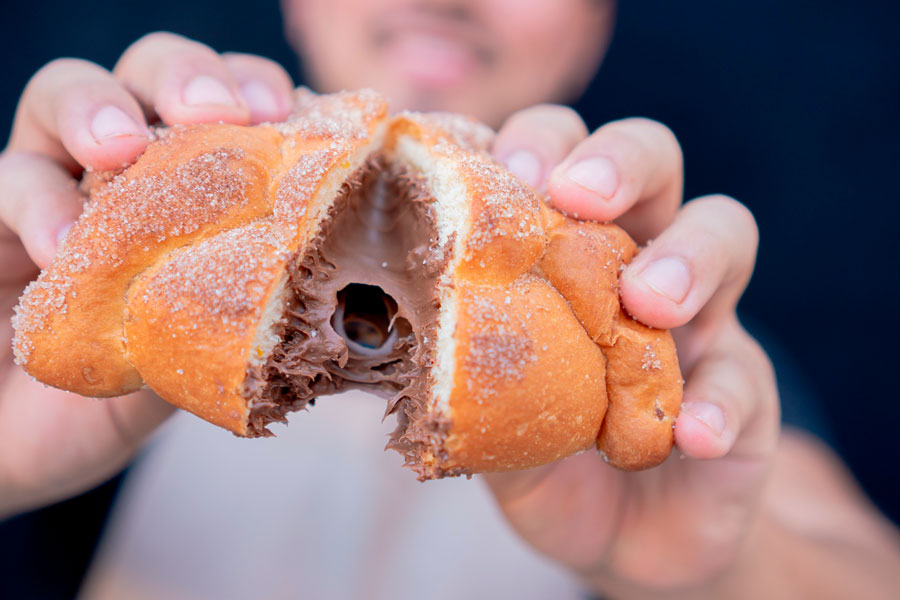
[0,151,85,268]
[619,195,758,331]
[105,388,176,455]
[491,104,588,190]
[675,325,778,461]
[8,58,151,173]
[546,118,683,243]
[222,53,294,124]
[113,31,250,126]
[0,368,174,515]
[482,452,624,569]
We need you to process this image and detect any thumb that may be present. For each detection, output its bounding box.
[105,388,176,455]
[0,368,173,516]
[481,452,625,570]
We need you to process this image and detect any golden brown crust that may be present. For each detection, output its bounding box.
[597,312,682,469]
[535,216,682,468]
[393,113,683,472]
[118,90,390,432]
[443,276,608,472]
[124,223,289,435]
[11,89,387,397]
[539,216,635,347]
[12,125,283,396]
[12,89,682,476]
[389,113,549,286]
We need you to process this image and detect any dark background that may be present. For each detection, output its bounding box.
[2,0,899,597]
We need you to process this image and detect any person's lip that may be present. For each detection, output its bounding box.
[372,10,493,88]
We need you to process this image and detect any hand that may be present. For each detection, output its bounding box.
[487,106,779,595]
[0,32,296,518]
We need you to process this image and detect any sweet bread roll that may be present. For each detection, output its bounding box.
[12,89,682,479]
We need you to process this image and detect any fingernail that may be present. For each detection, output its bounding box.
[563,156,618,199]
[182,75,238,106]
[637,256,691,303]
[681,402,726,436]
[56,222,74,246]
[52,222,75,255]
[90,106,147,142]
[504,150,542,188]
[240,81,281,119]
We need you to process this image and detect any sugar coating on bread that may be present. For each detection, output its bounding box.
[13,147,248,348]
[12,89,682,478]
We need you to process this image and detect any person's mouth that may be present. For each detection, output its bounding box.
[372,10,493,89]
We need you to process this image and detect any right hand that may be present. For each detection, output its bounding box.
[0,32,296,518]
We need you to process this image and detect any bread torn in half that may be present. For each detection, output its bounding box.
[12,89,682,479]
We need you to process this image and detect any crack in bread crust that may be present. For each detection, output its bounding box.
[243,160,455,478]
[12,89,684,478]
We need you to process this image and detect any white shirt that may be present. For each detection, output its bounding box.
[80,391,585,600]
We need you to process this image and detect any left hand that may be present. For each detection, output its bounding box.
[486,105,779,596]
[0,33,297,518]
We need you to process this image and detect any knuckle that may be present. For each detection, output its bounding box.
[222,53,293,83]
[33,57,89,79]
[740,330,776,387]
[531,103,584,125]
[739,331,780,419]
[689,360,740,409]
[0,150,31,175]
[504,104,587,137]
[612,117,682,157]
[117,32,220,76]
[222,52,273,68]
[620,116,674,137]
[27,58,104,92]
[719,196,759,256]
[706,194,755,224]
[125,31,194,55]
[0,151,71,187]
[690,194,759,251]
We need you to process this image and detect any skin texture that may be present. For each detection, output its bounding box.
[282,0,613,127]
[0,33,296,516]
[2,2,900,596]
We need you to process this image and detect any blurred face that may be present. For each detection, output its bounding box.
[283,0,614,126]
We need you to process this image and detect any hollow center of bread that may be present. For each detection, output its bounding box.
[333,284,399,355]
[245,160,449,473]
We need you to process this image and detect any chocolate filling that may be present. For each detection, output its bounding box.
[243,161,454,477]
